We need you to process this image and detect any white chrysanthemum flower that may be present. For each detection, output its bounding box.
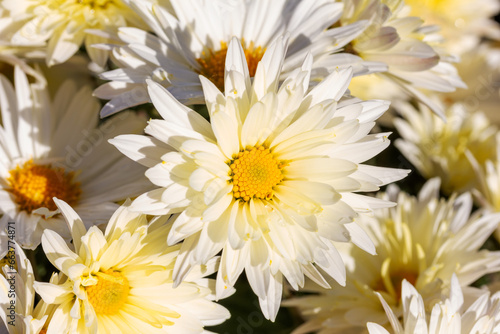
[367,275,500,334]
[0,239,54,333]
[111,36,409,320]
[339,0,466,118]
[0,66,151,249]
[394,100,499,194]
[34,198,230,333]
[93,0,373,116]
[441,45,500,124]
[403,0,500,55]
[284,178,500,333]
[0,0,148,67]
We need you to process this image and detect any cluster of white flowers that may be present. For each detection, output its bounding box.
[0,0,498,333]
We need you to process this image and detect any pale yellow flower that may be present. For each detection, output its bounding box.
[394,100,499,194]
[284,179,500,333]
[34,199,230,333]
[403,0,500,55]
[441,45,500,125]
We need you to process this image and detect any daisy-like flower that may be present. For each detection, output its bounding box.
[0,66,151,249]
[284,178,500,333]
[111,37,408,320]
[0,239,53,333]
[403,0,500,55]
[441,45,500,123]
[0,0,148,67]
[34,198,230,333]
[394,100,499,194]
[338,0,466,118]
[93,0,372,116]
[367,275,500,334]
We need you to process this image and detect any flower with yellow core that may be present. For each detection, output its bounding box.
[93,0,370,116]
[230,146,285,201]
[7,160,81,213]
[394,100,499,194]
[284,178,500,333]
[111,37,409,321]
[0,65,151,250]
[33,198,230,333]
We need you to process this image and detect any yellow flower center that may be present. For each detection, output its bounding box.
[230,146,284,202]
[196,41,265,90]
[7,160,81,213]
[85,269,130,315]
[77,0,112,8]
[374,268,419,303]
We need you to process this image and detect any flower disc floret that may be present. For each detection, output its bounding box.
[230,146,284,202]
[196,41,265,90]
[85,269,130,315]
[7,160,81,213]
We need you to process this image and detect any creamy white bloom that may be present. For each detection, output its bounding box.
[111,36,408,321]
[394,100,499,194]
[34,198,230,333]
[284,178,500,333]
[0,0,148,67]
[367,275,500,334]
[0,240,54,333]
[441,45,500,124]
[0,66,151,249]
[93,0,373,116]
[339,0,466,118]
[403,0,500,55]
